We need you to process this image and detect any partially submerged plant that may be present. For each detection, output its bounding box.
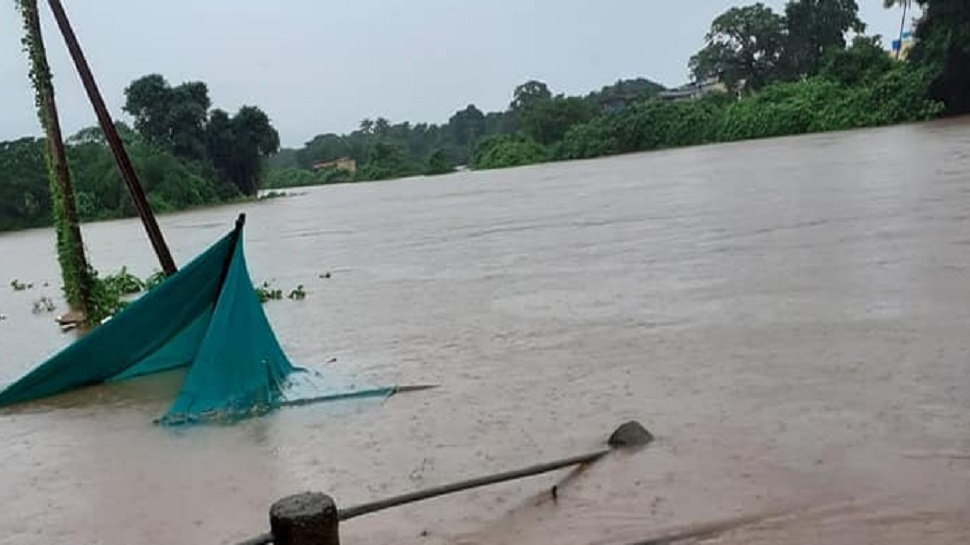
[255,281,283,303]
[31,296,55,314]
[287,284,306,300]
[10,279,33,291]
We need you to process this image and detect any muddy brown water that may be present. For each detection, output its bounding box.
[1,120,969,545]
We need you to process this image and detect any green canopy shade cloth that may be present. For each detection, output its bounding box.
[0,214,391,425]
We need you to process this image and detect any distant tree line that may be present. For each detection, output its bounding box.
[263,78,664,187]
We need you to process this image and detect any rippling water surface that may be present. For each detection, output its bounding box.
[1,120,969,544]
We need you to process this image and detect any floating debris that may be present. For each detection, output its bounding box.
[103,266,145,295]
[255,280,307,303]
[255,281,283,303]
[10,279,33,291]
[32,297,56,314]
[143,270,167,291]
[56,309,86,329]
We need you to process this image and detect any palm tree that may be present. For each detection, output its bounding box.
[16,0,96,324]
[885,0,913,59]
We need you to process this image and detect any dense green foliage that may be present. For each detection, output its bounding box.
[267,77,665,187]
[263,165,354,189]
[123,75,280,196]
[0,128,232,231]
[0,137,50,231]
[820,36,896,87]
[559,67,941,161]
[689,4,787,91]
[424,149,453,176]
[690,1,865,90]
[908,0,970,115]
[1,72,279,234]
[783,0,865,78]
[471,135,548,170]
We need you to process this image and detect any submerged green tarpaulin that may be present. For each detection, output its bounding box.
[0,214,391,425]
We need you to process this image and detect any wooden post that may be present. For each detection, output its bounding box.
[45,0,178,275]
[17,0,96,319]
[270,492,340,545]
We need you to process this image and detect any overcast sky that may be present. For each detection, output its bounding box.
[1,1,913,147]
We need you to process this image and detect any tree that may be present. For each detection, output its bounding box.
[689,4,787,92]
[820,35,895,86]
[885,0,913,60]
[447,104,486,148]
[0,138,50,231]
[359,141,414,180]
[122,75,170,142]
[908,0,970,114]
[123,74,211,160]
[296,133,350,168]
[424,148,453,175]
[519,95,597,145]
[206,106,280,196]
[16,0,96,321]
[483,111,513,135]
[784,0,866,78]
[166,81,211,160]
[373,117,391,137]
[586,78,666,106]
[471,134,547,170]
[510,80,552,111]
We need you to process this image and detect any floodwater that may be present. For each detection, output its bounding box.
[2,119,970,545]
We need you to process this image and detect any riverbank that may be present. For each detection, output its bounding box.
[268,64,944,188]
[0,183,294,237]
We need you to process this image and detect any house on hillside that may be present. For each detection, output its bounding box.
[890,29,915,60]
[312,157,357,174]
[658,75,730,102]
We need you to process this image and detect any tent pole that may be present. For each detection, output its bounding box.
[45,0,178,275]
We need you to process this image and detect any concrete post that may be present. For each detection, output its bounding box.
[270,492,340,545]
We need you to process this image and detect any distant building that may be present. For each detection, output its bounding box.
[312,157,357,174]
[658,76,729,102]
[890,29,915,60]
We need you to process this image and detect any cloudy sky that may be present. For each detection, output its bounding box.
[1,1,913,147]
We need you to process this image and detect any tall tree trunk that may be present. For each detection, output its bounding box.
[896,1,910,60]
[17,0,95,323]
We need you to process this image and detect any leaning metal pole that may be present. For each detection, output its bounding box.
[45,0,178,275]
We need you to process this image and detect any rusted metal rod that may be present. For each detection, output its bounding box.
[45,0,177,275]
[234,421,653,545]
[279,384,439,409]
[338,421,652,520]
[337,449,609,521]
